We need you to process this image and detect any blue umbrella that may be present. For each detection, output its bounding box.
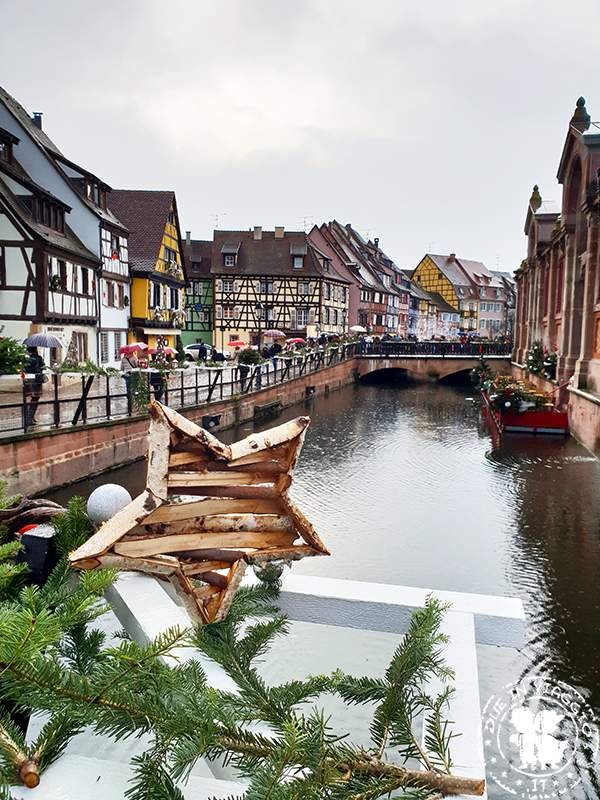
[23,333,63,348]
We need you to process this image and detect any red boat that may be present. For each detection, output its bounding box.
[481,390,569,436]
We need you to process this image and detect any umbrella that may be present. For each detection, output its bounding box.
[286,337,305,344]
[227,340,246,348]
[262,329,285,338]
[120,343,148,355]
[349,325,367,333]
[23,333,63,349]
[148,346,176,356]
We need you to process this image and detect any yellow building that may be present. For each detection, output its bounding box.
[109,190,187,348]
[413,253,478,331]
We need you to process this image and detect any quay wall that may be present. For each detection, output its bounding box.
[0,359,357,496]
[512,362,600,457]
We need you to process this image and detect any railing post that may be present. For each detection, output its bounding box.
[180,369,185,408]
[53,372,60,428]
[194,367,199,406]
[22,381,28,433]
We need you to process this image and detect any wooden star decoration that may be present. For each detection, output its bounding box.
[70,402,329,623]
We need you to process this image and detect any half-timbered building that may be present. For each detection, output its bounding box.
[0,86,131,365]
[0,129,99,360]
[182,235,213,347]
[109,190,187,349]
[212,227,349,349]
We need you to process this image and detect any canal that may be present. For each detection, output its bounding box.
[51,379,600,797]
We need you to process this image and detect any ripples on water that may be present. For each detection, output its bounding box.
[52,380,600,798]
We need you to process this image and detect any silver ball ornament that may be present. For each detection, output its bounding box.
[87,484,132,526]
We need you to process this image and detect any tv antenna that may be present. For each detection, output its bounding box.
[298,215,314,232]
[211,213,227,230]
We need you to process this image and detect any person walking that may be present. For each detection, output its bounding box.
[120,350,139,407]
[23,347,45,427]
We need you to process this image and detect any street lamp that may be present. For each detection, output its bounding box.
[255,301,264,348]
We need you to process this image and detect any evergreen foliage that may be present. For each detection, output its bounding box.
[0,564,468,798]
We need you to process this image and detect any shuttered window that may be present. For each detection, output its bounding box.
[100,332,110,363]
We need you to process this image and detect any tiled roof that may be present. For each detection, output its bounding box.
[109,190,176,275]
[426,254,472,287]
[211,230,349,281]
[184,239,212,277]
[0,86,63,157]
[428,292,458,314]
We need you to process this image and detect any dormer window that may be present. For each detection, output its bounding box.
[224,254,236,267]
[290,242,308,269]
[221,242,240,267]
[0,128,18,164]
[293,256,304,269]
[31,197,65,234]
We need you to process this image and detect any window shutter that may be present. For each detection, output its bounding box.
[233,280,241,293]
[216,279,223,292]
[309,307,316,325]
[234,305,242,318]
[289,308,297,329]
[216,305,222,319]
[101,279,108,305]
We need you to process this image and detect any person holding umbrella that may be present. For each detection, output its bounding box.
[22,347,45,427]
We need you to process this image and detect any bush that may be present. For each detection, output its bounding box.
[0,337,28,374]
[237,347,262,365]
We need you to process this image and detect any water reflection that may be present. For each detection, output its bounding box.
[51,380,600,798]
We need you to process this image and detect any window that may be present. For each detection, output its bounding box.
[113,332,122,361]
[228,333,239,343]
[323,307,329,324]
[259,280,273,293]
[170,287,179,310]
[73,332,88,362]
[224,254,236,267]
[332,309,338,325]
[222,279,235,293]
[0,141,11,163]
[293,255,304,269]
[58,260,67,291]
[110,234,120,261]
[152,282,161,308]
[164,246,177,265]
[296,307,309,327]
[324,283,331,300]
[100,332,110,364]
[81,268,89,295]
[480,319,485,329]
[117,283,125,308]
[298,281,309,295]
[223,305,235,320]
[168,210,176,225]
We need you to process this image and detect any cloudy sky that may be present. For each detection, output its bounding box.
[1,0,598,271]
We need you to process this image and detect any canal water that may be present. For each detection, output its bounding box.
[52,379,600,797]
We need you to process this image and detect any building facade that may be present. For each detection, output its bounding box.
[182,235,213,347]
[514,97,600,394]
[0,86,131,364]
[212,227,349,349]
[109,190,187,350]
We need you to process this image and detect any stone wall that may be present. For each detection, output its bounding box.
[568,388,600,457]
[1,359,357,496]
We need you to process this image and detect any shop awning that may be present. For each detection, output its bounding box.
[142,328,181,335]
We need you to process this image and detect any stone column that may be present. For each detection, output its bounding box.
[546,248,557,349]
[574,209,599,389]
[557,228,581,381]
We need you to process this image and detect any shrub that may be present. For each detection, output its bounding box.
[237,347,262,365]
[0,337,28,375]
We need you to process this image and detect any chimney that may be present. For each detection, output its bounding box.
[253,226,262,240]
[274,226,285,239]
[185,230,191,246]
[374,237,379,248]
[448,253,456,262]
[32,112,43,130]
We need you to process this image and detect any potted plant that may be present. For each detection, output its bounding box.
[237,347,262,381]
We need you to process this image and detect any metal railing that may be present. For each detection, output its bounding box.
[0,344,357,436]
[0,340,512,437]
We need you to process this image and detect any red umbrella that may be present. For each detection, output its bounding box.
[227,340,246,348]
[148,346,176,356]
[120,343,148,355]
[286,337,305,344]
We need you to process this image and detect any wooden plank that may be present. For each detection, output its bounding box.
[227,444,291,468]
[167,485,278,500]
[281,497,330,554]
[114,530,298,558]
[146,404,172,500]
[167,472,276,487]
[144,497,283,523]
[213,560,247,622]
[97,553,181,576]
[181,560,231,576]
[245,545,323,563]
[158,402,231,460]
[70,491,159,563]
[145,514,294,535]
[169,454,287,473]
[229,416,309,461]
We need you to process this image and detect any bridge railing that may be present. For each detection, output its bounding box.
[359,341,512,357]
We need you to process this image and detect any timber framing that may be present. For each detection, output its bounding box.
[70,402,329,623]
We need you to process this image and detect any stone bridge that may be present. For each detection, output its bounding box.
[356,343,511,381]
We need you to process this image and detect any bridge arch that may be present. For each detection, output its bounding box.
[355,356,509,382]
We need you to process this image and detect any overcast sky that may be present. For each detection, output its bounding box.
[1,0,598,272]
